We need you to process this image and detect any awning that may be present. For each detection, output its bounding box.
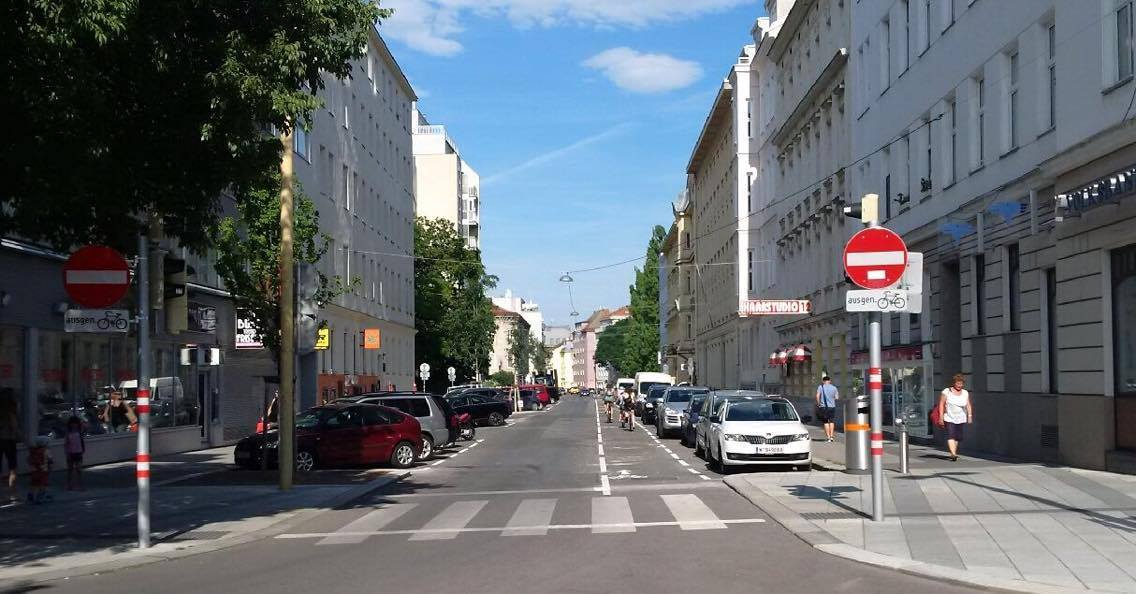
[793,345,813,362]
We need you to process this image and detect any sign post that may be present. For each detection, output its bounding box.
[842,197,910,523]
[418,363,430,391]
[135,234,152,548]
[447,366,456,387]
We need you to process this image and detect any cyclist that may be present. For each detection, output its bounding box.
[619,387,636,431]
[603,389,615,423]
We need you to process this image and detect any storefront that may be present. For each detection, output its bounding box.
[849,345,934,438]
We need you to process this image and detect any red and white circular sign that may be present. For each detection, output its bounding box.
[843,227,908,290]
[63,245,131,308]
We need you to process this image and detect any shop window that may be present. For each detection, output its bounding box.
[974,254,986,335]
[1113,244,1136,396]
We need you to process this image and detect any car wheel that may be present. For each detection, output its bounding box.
[714,445,728,474]
[391,441,416,469]
[694,439,704,459]
[419,434,435,461]
[488,412,504,426]
[295,449,316,473]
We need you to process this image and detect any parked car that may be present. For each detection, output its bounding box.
[703,397,812,472]
[641,384,670,425]
[518,384,551,407]
[234,402,422,471]
[458,387,509,402]
[656,386,709,438]
[446,392,512,426]
[694,390,765,459]
[517,388,542,410]
[547,386,561,403]
[680,393,709,447]
[349,392,457,461]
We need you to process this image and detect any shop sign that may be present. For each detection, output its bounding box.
[235,313,263,350]
[188,302,217,334]
[315,327,330,350]
[64,309,130,333]
[1058,166,1136,216]
[850,345,924,365]
[739,300,812,316]
[363,328,381,350]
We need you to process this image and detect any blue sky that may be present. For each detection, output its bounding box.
[381,0,764,327]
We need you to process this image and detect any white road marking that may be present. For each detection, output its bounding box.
[687,468,701,475]
[600,474,611,496]
[502,499,557,536]
[598,444,605,457]
[699,475,712,481]
[661,494,727,530]
[409,500,488,541]
[316,504,417,545]
[678,460,690,467]
[591,497,635,533]
[599,458,608,473]
[669,453,681,460]
[279,519,766,540]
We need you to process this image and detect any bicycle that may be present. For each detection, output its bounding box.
[876,290,907,311]
[96,310,129,330]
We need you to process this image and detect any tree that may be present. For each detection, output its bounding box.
[507,323,532,380]
[414,218,496,393]
[620,225,668,373]
[3,0,386,251]
[214,177,350,361]
[531,337,552,376]
[487,371,515,387]
[594,318,631,376]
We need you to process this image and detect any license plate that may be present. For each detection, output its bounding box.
[756,445,784,455]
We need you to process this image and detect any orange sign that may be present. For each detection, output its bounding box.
[363,328,381,350]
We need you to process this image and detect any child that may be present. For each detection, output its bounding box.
[27,435,53,504]
[64,416,85,491]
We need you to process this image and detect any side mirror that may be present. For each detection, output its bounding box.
[709,416,721,424]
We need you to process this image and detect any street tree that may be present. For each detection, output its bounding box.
[594,317,631,376]
[3,0,386,251]
[620,225,668,373]
[214,177,352,361]
[531,337,552,376]
[507,323,532,380]
[487,371,515,387]
[414,217,496,393]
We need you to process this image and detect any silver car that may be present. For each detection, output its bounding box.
[655,386,709,438]
[694,390,765,459]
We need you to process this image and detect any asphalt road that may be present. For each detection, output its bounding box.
[35,396,977,594]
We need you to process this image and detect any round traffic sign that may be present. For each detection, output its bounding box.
[446,366,455,374]
[63,245,131,308]
[843,227,908,290]
[419,363,430,373]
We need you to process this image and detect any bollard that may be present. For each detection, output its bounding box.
[843,394,871,475]
[899,423,909,474]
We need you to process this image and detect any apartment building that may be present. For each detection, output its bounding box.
[844,0,1136,471]
[488,306,529,377]
[688,45,757,390]
[412,109,482,249]
[661,191,697,384]
[745,0,856,398]
[492,290,544,345]
[294,26,418,405]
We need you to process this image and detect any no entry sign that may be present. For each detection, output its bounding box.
[843,227,908,290]
[63,246,131,308]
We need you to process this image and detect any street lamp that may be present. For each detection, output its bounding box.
[559,273,574,283]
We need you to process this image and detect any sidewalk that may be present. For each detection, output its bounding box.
[0,446,406,584]
[726,428,1136,593]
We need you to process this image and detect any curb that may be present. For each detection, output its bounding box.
[722,475,1104,594]
[0,470,409,587]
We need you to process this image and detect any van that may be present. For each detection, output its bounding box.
[615,377,635,396]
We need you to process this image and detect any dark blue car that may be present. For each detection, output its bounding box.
[680,393,709,448]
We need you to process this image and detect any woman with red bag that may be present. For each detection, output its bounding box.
[936,373,973,462]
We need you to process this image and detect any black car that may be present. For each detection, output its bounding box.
[459,387,510,402]
[641,384,670,424]
[446,392,512,426]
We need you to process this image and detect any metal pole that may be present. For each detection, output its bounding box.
[868,310,884,522]
[279,123,295,491]
[136,231,152,548]
[899,424,909,474]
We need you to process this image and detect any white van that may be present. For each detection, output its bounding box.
[634,372,674,401]
[615,377,635,396]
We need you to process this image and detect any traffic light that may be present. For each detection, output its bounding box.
[843,193,879,224]
[164,257,187,334]
[297,263,320,355]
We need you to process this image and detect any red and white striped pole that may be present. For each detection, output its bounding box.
[136,232,152,548]
[867,261,885,521]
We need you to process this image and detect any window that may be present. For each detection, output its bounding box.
[1007,52,1020,150]
[973,76,985,168]
[1118,1,1134,81]
[342,165,350,210]
[902,1,911,71]
[974,253,986,335]
[884,171,892,220]
[947,98,958,185]
[293,125,310,161]
[880,19,891,91]
[748,249,754,292]
[1046,24,1056,130]
[1114,245,1136,396]
[924,122,933,195]
[1007,244,1021,331]
[921,0,932,53]
[941,0,955,32]
[343,104,350,129]
[1045,268,1058,393]
[746,172,753,212]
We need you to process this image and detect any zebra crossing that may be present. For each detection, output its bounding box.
[278,492,765,544]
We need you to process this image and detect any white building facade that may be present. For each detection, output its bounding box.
[492,290,544,345]
[412,109,481,249]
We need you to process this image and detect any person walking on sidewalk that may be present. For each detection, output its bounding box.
[64,416,85,491]
[0,389,22,503]
[815,376,839,442]
[938,373,972,461]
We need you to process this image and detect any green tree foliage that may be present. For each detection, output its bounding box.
[487,371,515,387]
[507,323,532,380]
[415,218,496,393]
[3,0,386,251]
[619,225,668,373]
[214,177,350,361]
[594,317,631,376]
[531,337,552,376]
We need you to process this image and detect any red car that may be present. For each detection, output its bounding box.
[235,402,423,470]
[519,384,552,406]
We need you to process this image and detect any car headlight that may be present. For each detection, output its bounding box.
[724,434,749,442]
[665,407,677,415]
[791,433,810,442]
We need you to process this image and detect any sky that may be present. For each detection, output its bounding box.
[380,0,765,328]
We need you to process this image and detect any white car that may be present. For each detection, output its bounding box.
[705,397,812,472]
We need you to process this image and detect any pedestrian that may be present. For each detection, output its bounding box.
[27,435,53,504]
[100,391,136,433]
[0,388,22,503]
[937,373,972,462]
[815,376,839,442]
[63,416,85,491]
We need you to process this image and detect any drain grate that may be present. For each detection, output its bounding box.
[164,530,228,542]
[800,511,864,520]
[1041,424,1059,449]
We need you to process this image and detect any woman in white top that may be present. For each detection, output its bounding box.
[937,373,973,461]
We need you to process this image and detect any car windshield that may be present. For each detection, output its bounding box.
[639,382,668,396]
[689,396,706,411]
[648,387,668,399]
[725,401,799,422]
[666,389,706,403]
[295,408,335,429]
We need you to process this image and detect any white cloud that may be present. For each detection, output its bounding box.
[381,0,747,56]
[582,47,702,94]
